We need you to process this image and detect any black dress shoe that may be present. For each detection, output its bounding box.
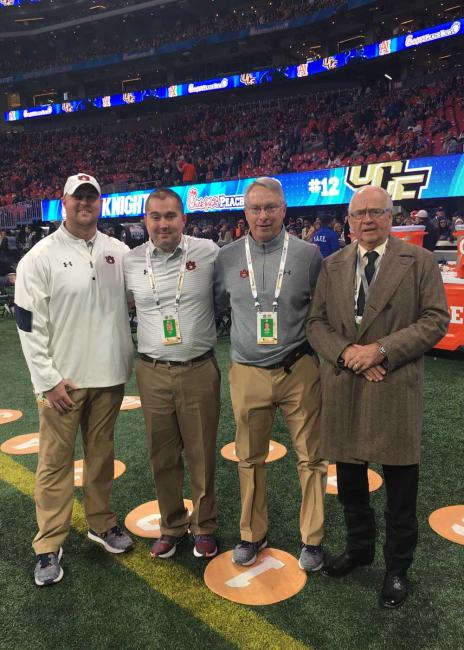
[321,550,374,577]
[380,572,408,608]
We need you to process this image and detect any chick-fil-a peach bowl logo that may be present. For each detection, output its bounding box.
[186,187,244,212]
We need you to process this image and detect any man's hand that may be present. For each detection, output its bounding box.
[44,379,78,414]
[342,343,386,374]
[341,344,360,367]
[361,365,387,382]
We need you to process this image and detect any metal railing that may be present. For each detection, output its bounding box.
[0,199,42,229]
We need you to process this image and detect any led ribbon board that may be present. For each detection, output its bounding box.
[41,154,464,221]
[5,18,463,122]
[0,1,41,6]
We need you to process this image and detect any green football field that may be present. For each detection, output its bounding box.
[0,316,463,650]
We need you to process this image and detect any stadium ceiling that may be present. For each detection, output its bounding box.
[0,0,456,36]
[0,0,179,33]
[0,0,461,99]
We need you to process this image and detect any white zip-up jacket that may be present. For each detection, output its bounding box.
[15,225,133,393]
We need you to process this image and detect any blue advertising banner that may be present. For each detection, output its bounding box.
[0,0,40,5]
[5,99,86,122]
[6,18,464,123]
[41,154,464,221]
[0,0,372,85]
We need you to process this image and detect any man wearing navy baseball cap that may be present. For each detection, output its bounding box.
[15,173,134,586]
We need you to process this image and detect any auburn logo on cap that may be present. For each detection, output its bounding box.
[77,174,91,181]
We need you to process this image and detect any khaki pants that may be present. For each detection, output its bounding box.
[33,385,124,555]
[136,357,220,537]
[229,354,327,545]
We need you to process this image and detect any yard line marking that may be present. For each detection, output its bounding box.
[0,453,311,650]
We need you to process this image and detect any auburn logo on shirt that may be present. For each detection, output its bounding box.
[105,255,115,264]
[186,261,196,271]
[240,269,249,278]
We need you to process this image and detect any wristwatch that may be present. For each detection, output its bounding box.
[378,343,388,369]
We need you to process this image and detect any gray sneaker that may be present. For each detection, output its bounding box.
[34,547,63,586]
[299,543,324,572]
[232,537,267,566]
[88,526,134,554]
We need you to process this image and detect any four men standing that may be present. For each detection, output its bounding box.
[15,175,449,609]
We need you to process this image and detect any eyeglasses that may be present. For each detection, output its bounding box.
[349,208,391,220]
[246,204,283,216]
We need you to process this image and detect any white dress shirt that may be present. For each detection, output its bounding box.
[354,239,388,324]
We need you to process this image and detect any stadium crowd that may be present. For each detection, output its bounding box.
[1,72,463,205]
[0,0,342,78]
[1,0,456,80]
[1,200,461,278]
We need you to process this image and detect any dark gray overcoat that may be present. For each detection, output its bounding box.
[307,236,449,465]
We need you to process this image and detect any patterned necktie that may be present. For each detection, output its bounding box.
[356,250,379,317]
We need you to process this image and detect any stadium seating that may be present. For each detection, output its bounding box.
[0,0,343,78]
[1,71,463,203]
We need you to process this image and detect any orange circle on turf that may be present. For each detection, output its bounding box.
[0,409,23,425]
[125,499,194,538]
[74,459,126,487]
[204,548,306,605]
[120,396,141,410]
[326,463,383,495]
[429,505,464,545]
[221,440,287,463]
[0,433,39,455]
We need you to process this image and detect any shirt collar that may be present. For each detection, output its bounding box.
[247,226,286,253]
[358,238,388,260]
[60,223,98,245]
[148,233,185,258]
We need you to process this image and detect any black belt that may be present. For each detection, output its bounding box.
[140,350,214,367]
[246,341,314,374]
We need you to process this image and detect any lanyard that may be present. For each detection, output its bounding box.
[244,230,289,311]
[145,239,189,311]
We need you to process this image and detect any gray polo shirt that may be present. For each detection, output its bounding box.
[214,228,321,366]
[124,235,218,361]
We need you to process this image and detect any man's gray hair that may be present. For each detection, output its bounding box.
[244,177,285,203]
[348,185,393,214]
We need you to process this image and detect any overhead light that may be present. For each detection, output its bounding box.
[15,17,45,23]
[338,34,364,46]
[384,73,393,80]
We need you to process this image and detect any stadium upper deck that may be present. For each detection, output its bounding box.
[1,68,462,204]
[0,0,458,102]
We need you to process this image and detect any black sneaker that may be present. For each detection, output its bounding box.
[232,537,268,566]
[88,526,134,554]
[298,543,324,572]
[34,548,63,586]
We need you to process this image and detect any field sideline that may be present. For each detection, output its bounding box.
[0,317,463,650]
